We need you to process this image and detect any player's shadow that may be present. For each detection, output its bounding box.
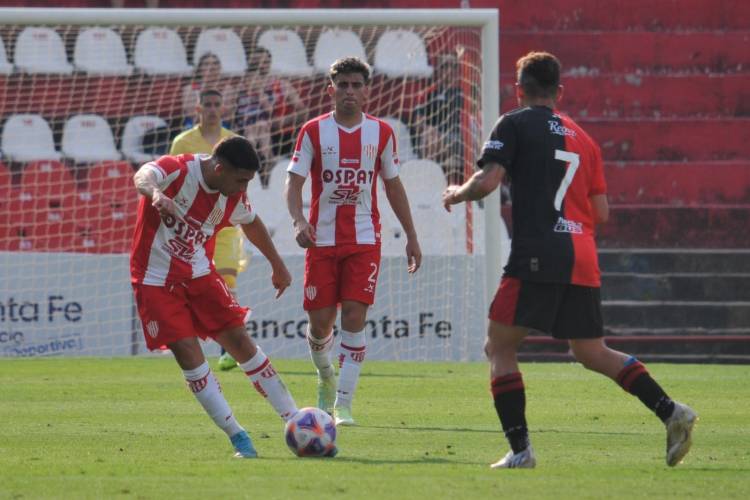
[359,424,497,435]
[535,428,645,436]
[333,456,486,466]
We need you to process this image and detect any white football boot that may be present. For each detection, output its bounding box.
[665,401,698,466]
[490,445,536,469]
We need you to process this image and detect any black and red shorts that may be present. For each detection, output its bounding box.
[489,276,603,339]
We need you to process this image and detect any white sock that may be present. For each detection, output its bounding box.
[240,347,298,421]
[334,328,366,409]
[307,328,335,379]
[183,361,243,438]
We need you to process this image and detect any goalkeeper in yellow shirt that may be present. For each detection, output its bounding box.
[170,88,248,371]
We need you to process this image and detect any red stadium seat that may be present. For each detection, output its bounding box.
[19,160,77,205]
[87,161,135,202]
[70,195,138,254]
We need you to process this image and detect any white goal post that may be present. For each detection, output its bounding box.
[0,7,501,360]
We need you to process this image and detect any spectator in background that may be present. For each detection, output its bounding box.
[182,52,237,130]
[413,53,464,184]
[234,47,305,183]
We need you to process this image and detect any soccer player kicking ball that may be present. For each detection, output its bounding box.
[131,136,299,458]
[285,57,422,426]
[442,51,697,469]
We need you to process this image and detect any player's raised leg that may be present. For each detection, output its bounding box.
[333,300,369,426]
[485,320,536,469]
[169,337,256,458]
[569,339,698,466]
[307,306,338,414]
[218,326,298,422]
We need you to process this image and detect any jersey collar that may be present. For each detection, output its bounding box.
[331,111,365,133]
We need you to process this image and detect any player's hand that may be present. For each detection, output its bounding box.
[152,190,178,217]
[271,264,292,298]
[293,219,316,248]
[442,186,462,212]
[405,238,422,274]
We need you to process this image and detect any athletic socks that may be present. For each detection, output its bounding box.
[616,356,676,422]
[491,372,530,454]
[307,329,335,380]
[334,328,366,408]
[240,347,298,421]
[183,361,243,437]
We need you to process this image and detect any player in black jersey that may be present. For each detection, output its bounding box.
[442,51,696,469]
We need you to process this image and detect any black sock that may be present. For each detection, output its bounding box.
[616,357,675,423]
[491,372,529,454]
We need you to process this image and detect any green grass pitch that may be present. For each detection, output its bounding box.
[1,358,748,499]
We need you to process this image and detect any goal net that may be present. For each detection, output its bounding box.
[0,8,500,361]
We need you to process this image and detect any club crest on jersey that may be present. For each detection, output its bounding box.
[363,144,377,160]
[305,286,317,301]
[206,206,224,225]
[145,320,159,338]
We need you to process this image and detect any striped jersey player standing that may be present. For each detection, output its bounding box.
[285,57,422,426]
[442,52,697,469]
[131,136,303,458]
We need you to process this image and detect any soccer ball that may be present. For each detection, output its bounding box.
[284,407,337,457]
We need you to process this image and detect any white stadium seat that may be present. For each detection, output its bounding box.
[194,28,247,77]
[398,159,466,254]
[134,27,192,75]
[74,27,133,76]
[0,35,13,74]
[257,29,313,77]
[374,30,433,78]
[121,115,168,164]
[383,117,417,162]
[62,114,121,163]
[313,29,367,73]
[14,27,73,75]
[1,114,61,162]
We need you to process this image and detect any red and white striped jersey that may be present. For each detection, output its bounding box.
[130,154,256,286]
[287,112,399,247]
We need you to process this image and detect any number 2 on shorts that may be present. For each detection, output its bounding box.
[553,149,580,211]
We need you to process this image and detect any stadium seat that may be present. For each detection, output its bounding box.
[374,30,433,78]
[382,117,417,162]
[134,28,192,76]
[0,199,34,251]
[194,28,247,77]
[397,159,463,255]
[13,27,74,75]
[19,160,76,205]
[1,114,62,162]
[0,35,12,75]
[74,27,133,76]
[313,29,368,73]
[121,115,168,164]
[71,194,138,254]
[86,161,134,202]
[62,114,121,163]
[257,29,314,77]
[0,161,11,198]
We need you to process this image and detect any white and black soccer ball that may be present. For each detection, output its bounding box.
[284,407,337,457]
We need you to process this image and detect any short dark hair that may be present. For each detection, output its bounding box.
[199,88,222,103]
[329,56,371,84]
[516,51,561,99]
[213,136,260,172]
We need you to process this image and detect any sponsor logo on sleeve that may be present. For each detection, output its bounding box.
[553,216,583,234]
[548,120,577,137]
[483,140,504,151]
